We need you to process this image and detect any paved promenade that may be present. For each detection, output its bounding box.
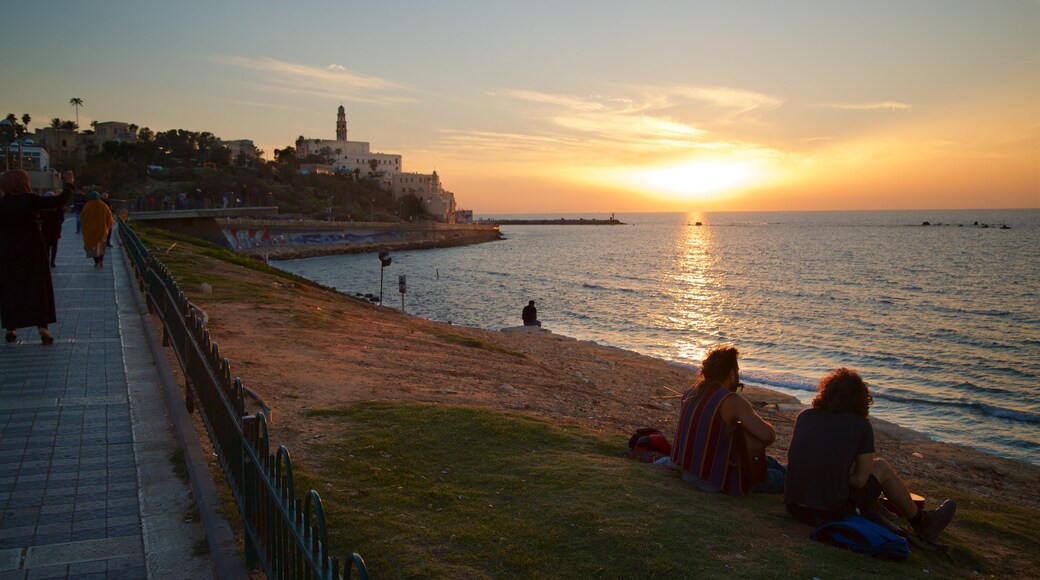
[0,220,216,579]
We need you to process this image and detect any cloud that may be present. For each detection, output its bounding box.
[210,55,412,102]
[669,86,785,118]
[485,84,784,153]
[815,101,914,111]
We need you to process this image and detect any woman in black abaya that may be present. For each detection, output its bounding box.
[0,169,74,344]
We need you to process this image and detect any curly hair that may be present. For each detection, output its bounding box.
[701,345,739,383]
[812,368,873,417]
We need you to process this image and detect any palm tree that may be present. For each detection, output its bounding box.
[50,118,63,129]
[69,98,83,129]
[21,114,31,133]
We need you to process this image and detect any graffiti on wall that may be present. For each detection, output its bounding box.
[222,228,408,250]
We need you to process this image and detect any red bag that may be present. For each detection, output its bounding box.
[627,428,672,463]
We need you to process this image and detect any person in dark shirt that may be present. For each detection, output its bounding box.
[38,190,66,267]
[72,188,87,233]
[522,300,540,327]
[784,368,956,542]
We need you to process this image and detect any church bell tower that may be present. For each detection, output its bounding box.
[336,104,347,141]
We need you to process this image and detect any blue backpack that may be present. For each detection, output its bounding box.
[810,516,910,560]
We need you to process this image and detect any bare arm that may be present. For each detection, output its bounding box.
[849,451,873,488]
[729,396,776,446]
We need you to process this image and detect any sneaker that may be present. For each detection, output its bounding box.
[913,499,957,542]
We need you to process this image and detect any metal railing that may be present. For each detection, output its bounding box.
[117,218,368,579]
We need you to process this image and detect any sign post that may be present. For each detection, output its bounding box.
[378,250,391,304]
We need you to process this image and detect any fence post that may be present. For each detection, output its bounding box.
[242,415,260,570]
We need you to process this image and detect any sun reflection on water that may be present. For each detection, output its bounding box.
[661,212,724,365]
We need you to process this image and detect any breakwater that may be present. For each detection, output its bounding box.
[479,217,624,225]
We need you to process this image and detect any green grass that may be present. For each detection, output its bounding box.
[421,327,526,358]
[129,222,336,292]
[294,402,1015,579]
[127,223,1037,578]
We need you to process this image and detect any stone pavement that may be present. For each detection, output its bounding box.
[0,219,218,579]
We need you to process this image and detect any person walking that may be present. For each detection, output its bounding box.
[0,169,74,344]
[72,187,87,233]
[80,191,114,268]
[101,191,114,247]
[38,190,65,267]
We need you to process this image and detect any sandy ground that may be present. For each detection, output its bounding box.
[181,258,1040,518]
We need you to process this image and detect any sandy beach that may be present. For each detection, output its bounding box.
[185,253,1040,514]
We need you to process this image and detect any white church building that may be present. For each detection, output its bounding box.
[295,105,402,188]
[295,105,461,223]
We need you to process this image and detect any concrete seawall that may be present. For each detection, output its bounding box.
[220,219,502,259]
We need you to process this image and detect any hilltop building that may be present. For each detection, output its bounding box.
[92,121,137,143]
[32,127,83,166]
[0,139,62,193]
[295,105,401,187]
[295,104,467,223]
[219,139,258,163]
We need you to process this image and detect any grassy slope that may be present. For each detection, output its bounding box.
[135,224,1040,579]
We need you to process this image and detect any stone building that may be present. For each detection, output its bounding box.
[295,105,402,187]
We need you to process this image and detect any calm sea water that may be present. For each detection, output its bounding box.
[274,210,1040,465]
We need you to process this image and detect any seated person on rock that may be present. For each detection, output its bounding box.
[670,345,777,495]
[522,300,541,327]
[784,368,956,542]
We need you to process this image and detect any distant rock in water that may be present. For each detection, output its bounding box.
[922,221,931,226]
[695,221,703,226]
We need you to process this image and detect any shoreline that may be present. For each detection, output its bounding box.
[513,328,1002,457]
[173,248,1040,514]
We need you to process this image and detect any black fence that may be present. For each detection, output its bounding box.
[118,218,368,579]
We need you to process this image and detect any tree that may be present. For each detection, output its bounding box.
[60,120,78,131]
[274,146,297,165]
[1,114,30,169]
[21,114,30,132]
[210,145,232,166]
[69,98,83,129]
[50,118,63,129]
[137,127,154,141]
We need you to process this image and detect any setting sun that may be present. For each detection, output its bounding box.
[641,160,760,199]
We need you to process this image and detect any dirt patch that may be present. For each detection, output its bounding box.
[178,257,1040,517]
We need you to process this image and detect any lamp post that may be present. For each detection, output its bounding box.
[370,198,374,222]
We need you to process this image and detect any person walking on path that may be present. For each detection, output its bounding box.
[522,300,541,327]
[101,191,115,247]
[72,187,87,233]
[39,190,66,267]
[80,190,114,268]
[0,169,74,344]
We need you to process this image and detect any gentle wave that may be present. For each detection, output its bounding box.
[742,372,1040,426]
[275,209,1040,465]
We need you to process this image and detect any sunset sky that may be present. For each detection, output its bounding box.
[4,0,1038,212]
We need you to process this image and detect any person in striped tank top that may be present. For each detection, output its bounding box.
[670,345,777,496]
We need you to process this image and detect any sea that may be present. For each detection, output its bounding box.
[272,210,1040,466]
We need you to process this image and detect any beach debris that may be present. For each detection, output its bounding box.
[913,452,924,458]
[500,384,515,391]
[199,282,212,293]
